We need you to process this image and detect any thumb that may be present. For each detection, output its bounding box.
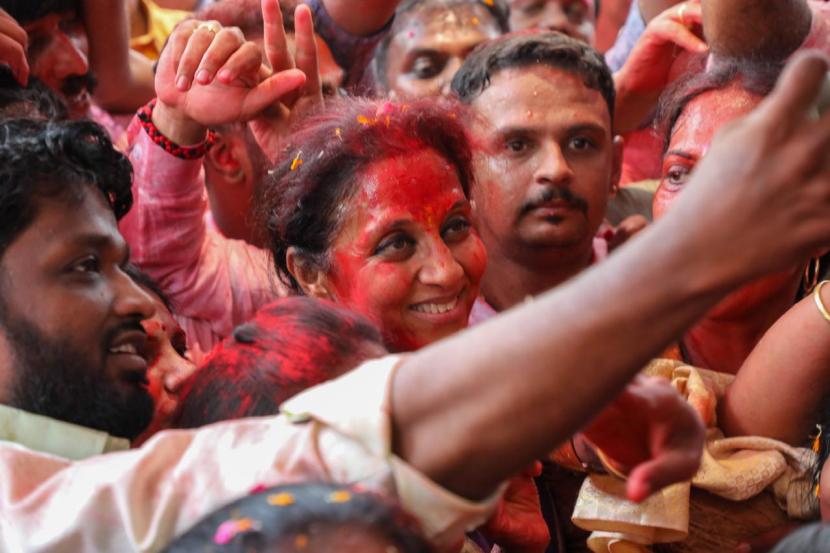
[240,69,307,120]
[625,449,698,503]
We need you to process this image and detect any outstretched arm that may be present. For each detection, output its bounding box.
[393,52,830,501]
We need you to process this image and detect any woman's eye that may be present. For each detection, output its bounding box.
[412,56,441,79]
[664,165,691,187]
[375,234,416,260]
[521,0,545,16]
[442,217,472,242]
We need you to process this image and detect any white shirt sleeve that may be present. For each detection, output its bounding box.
[0,355,501,553]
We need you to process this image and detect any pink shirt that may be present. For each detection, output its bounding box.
[0,356,502,552]
[119,118,287,359]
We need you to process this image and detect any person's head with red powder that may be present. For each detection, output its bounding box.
[653,59,820,374]
[258,98,488,352]
[371,0,509,99]
[173,297,385,428]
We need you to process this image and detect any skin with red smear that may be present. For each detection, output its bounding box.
[133,292,196,445]
[326,148,487,352]
[654,84,804,374]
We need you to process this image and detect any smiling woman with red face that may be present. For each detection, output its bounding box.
[654,65,809,375]
[260,98,487,352]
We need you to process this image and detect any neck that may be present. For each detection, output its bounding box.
[481,241,594,312]
[682,279,800,374]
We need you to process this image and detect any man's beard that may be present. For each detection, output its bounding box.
[2,311,154,441]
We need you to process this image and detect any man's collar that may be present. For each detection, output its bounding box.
[0,403,130,460]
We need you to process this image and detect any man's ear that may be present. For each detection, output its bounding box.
[205,135,244,183]
[609,135,625,197]
[286,247,334,300]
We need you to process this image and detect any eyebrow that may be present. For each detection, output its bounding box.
[69,232,130,263]
[664,150,696,161]
[496,122,608,136]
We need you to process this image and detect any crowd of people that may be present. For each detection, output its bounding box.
[1,0,830,551]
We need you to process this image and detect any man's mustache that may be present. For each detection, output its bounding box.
[519,186,589,216]
[61,72,97,98]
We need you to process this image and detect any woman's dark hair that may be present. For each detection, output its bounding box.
[655,56,783,153]
[0,118,133,259]
[257,97,474,293]
[173,297,384,429]
[372,0,510,89]
[162,482,435,553]
[452,30,615,121]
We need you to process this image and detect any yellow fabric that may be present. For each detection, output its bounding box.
[572,359,818,552]
[0,403,129,460]
[130,0,190,61]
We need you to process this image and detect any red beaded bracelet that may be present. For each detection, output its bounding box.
[136,99,217,160]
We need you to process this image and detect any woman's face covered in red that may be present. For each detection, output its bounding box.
[654,85,802,316]
[326,148,487,351]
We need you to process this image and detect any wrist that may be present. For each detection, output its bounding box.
[152,100,208,146]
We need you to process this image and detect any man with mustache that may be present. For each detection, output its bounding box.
[453,32,629,324]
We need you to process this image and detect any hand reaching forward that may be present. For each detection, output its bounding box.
[581,375,705,503]
[152,1,312,144]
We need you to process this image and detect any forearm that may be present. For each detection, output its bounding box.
[320,0,398,36]
[702,0,812,59]
[392,213,737,500]
[720,284,830,445]
[84,0,155,111]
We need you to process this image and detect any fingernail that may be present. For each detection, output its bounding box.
[176,75,191,90]
[735,544,751,553]
[217,69,233,83]
[195,68,211,84]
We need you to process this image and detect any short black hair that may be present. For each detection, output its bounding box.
[0,66,68,120]
[0,0,79,25]
[163,483,435,553]
[451,30,615,121]
[655,56,783,152]
[0,118,133,259]
[372,0,510,89]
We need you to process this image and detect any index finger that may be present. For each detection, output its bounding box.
[293,4,322,100]
[262,0,294,72]
[753,51,830,135]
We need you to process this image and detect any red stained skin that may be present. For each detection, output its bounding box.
[24,13,92,119]
[654,84,804,373]
[326,148,487,352]
[133,293,196,445]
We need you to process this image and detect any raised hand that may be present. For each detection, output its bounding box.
[614,1,706,132]
[0,8,28,86]
[248,0,324,161]
[153,8,307,145]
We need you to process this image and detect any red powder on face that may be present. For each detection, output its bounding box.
[327,148,487,352]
